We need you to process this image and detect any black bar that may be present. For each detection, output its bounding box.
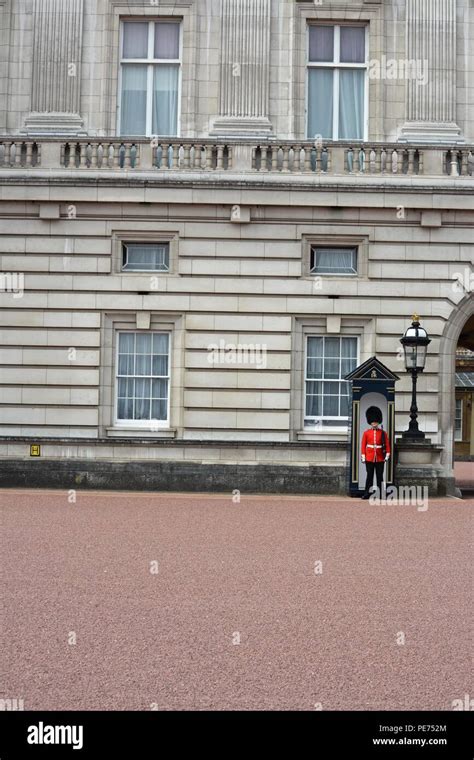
[0,710,472,757]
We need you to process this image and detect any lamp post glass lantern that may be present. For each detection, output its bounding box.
[400,314,431,440]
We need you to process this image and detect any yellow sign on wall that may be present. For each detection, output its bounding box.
[30,444,41,457]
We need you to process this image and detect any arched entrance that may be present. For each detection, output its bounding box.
[439,293,474,495]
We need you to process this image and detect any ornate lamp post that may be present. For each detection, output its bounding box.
[400,314,431,440]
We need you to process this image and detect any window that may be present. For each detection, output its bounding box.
[119,20,181,136]
[310,246,357,275]
[305,336,358,428]
[307,25,367,140]
[116,332,170,426]
[122,242,170,272]
[455,397,463,441]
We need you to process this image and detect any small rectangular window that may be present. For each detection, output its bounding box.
[122,242,170,272]
[310,246,357,275]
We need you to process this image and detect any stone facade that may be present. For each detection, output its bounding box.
[0,0,473,494]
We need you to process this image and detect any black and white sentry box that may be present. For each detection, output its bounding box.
[345,357,400,497]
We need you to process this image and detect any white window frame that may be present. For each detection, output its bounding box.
[122,242,171,272]
[454,397,463,441]
[304,335,359,432]
[114,330,171,428]
[117,19,182,137]
[306,23,369,141]
[310,245,358,276]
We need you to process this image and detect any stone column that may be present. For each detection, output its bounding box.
[211,0,272,135]
[23,0,85,134]
[401,0,461,142]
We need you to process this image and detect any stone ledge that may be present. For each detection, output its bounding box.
[0,436,348,449]
[0,459,349,495]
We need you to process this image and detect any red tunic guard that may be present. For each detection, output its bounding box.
[361,427,391,463]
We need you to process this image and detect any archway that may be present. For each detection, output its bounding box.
[439,293,474,494]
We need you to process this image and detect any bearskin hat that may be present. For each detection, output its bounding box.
[366,405,383,424]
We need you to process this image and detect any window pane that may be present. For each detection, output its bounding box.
[308,26,334,62]
[123,22,149,59]
[340,27,365,63]
[134,379,151,420]
[153,333,169,354]
[152,399,168,420]
[121,64,147,135]
[307,357,322,379]
[323,395,338,416]
[324,338,341,358]
[154,22,180,58]
[306,381,323,396]
[136,334,152,354]
[341,358,355,377]
[152,378,168,398]
[118,353,134,376]
[119,333,134,354]
[152,65,179,136]
[152,354,168,376]
[340,393,350,417]
[342,337,358,358]
[312,247,356,274]
[307,336,323,358]
[307,69,333,139]
[118,377,134,398]
[117,397,134,419]
[324,359,339,379]
[123,244,170,271]
[339,69,365,139]
[305,393,322,417]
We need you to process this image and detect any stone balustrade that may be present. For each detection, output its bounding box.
[0,138,472,178]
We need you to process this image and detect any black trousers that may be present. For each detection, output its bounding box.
[364,461,385,496]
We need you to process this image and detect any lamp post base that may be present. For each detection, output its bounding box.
[401,429,426,441]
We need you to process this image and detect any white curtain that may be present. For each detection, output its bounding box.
[312,247,356,274]
[308,25,334,62]
[153,65,179,136]
[124,244,169,271]
[123,22,148,58]
[121,64,147,135]
[340,27,365,63]
[307,69,333,139]
[154,23,180,58]
[339,69,364,139]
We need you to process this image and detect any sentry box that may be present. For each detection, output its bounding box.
[345,356,399,497]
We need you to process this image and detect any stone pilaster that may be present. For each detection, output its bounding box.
[23,0,85,135]
[400,0,461,142]
[211,0,272,135]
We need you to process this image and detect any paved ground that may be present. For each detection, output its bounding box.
[1,489,472,711]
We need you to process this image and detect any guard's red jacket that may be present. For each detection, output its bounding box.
[361,427,390,463]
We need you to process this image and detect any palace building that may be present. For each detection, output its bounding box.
[0,0,472,495]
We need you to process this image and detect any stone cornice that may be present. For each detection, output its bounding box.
[0,172,473,196]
